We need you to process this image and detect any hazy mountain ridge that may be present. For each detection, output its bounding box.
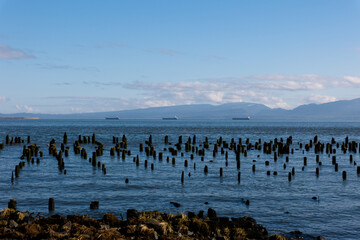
[1,98,360,120]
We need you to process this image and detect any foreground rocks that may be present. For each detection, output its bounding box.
[0,208,322,239]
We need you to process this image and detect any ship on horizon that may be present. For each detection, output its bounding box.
[232,116,250,120]
[105,116,120,120]
[162,115,179,120]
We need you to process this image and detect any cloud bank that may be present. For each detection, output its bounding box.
[32,73,360,114]
[121,74,358,110]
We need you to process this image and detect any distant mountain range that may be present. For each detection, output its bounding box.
[1,98,360,121]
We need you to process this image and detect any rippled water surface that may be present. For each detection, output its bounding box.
[1,119,360,239]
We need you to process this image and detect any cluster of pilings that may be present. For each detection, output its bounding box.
[4,133,360,186]
[5,135,30,145]
[7,198,100,212]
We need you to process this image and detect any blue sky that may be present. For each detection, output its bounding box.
[0,0,360,114]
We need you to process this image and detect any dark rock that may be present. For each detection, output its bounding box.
[269,233,288,239]
[43,214,67,225]
[67,214,100,228]
[126,209,138,221]
[207,208,217,218]
[22,223,43,239]
[8,219,18,228]
[170,201,181,207]
[216,217,229,223]
[317,236,327,240]
[61,221,72,232]
[102,213,121,227]
[188,211,197,219]
[145,218,169,235]
[94,228,124,239]
[189,218,210,237]
[198,210,204,218]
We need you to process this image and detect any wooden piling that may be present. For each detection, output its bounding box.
[48,198,55,211]
[90,200,99,209]
[181,171,184,184]
[8,199,17,209]
[342,171,347,180]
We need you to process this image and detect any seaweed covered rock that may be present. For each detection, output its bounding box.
[0,208,298,240]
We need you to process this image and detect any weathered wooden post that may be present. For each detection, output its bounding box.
[90,200,99,209]
[8,199,17,209]
[49,198,55,211]
[63,132,68,144]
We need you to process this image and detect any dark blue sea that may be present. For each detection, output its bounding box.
[1,119,360,239]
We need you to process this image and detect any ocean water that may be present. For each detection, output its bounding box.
[0,119,360,239]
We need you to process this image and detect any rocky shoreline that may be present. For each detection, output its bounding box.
[0,207,326,240]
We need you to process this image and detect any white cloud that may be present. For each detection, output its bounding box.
[344,76,360,85]
[15,104,35,113]
[46,73,360,113]
[305,95,337,104]
[123,80,294,109]
[0,44,34,59]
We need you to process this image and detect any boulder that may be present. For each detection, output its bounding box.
[102,213,121,227]
[8,219,18,228]
[207,208,217,218]
[145,218,171,235]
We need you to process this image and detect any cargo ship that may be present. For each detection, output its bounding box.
[0,117,40,120]
[162,115,178,120]
[232,116,250,120]
[105,117,120,120]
